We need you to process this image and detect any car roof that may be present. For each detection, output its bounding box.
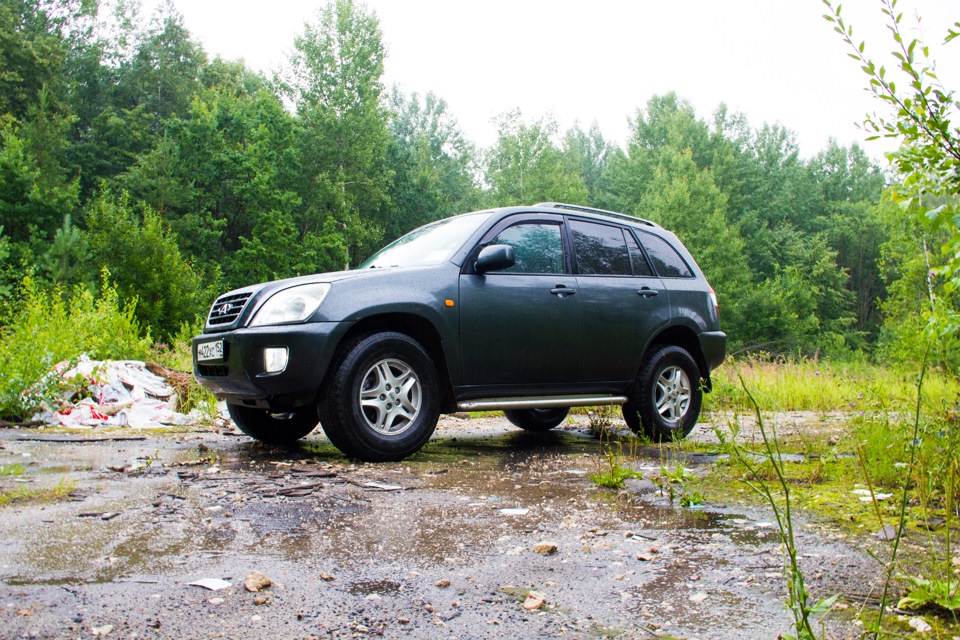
[523,202,661,229]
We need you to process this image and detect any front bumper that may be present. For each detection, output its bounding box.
[698,330,727,372]
[192,321,351,409]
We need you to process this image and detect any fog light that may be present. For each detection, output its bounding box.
[264,347,289,374]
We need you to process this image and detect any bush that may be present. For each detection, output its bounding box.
[0,274,151,420]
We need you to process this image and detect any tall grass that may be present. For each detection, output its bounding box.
[706,355,960,414]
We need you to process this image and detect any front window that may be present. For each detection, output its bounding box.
[359,212,494,269]
[489,222,565,274]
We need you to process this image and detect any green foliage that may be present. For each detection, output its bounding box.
[486,109,588,206]
[84,191,206,340]
[824,0,960,367]
[897,575,960,612]
[284,0,389,266]
[0,274,151,419]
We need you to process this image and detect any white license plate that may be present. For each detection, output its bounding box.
[197,340,224,362]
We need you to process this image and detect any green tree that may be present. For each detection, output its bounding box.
[85,191,206,339]
[384,89,479,239]
[485,109,587,206]
[284,0,390,267]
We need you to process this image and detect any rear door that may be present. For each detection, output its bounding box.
[459,215,582,390]
[569,219,671,384]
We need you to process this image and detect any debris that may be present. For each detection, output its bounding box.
[207,598,224,605]
[522,592,547,610]
[499,508,529,516]
[533,542,558,555]
[31,357,204,429]
[189,578,232,591]
[90,624,114,637]
[244,571,272,592]
[908,617,932,633]
[689,592,709,604]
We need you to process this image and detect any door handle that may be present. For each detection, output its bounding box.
[637,287,659,298]
[551,286,577,297]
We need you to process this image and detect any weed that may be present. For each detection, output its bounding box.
[0,463,24,476]
[726,371,837,639]
[590,431,641,490]
[0,477,78,507]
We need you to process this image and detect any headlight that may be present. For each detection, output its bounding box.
[249,283,331,327]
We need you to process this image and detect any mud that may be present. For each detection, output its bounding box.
[0,415,874,639]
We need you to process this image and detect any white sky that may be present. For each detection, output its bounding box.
[153,0,958,160]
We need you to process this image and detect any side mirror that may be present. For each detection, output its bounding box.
[475,244,515,274]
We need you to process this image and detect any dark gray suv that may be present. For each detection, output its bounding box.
[192,202,726,461]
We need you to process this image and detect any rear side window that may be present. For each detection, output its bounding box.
[570,220,631,276]
[625,232,653,277]
[490,222,564,274]
[637,232,693,278]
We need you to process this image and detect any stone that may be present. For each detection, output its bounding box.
[533,542,558,555]
[523,592,547,610]
[244,571,272,592]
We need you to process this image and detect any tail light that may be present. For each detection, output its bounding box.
[708,286,719,317]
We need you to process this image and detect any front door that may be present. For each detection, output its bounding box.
[459,218,582,392]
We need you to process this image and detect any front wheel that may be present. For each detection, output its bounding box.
[319,332,440,462]
[227,403,319,444]
[503,407,569,431]
[622,345,702,442]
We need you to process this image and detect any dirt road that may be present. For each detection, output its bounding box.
[0,416,871,639]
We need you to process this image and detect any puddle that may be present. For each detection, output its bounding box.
[346,579,404,597]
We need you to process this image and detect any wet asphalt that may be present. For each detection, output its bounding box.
[0,416,872,639]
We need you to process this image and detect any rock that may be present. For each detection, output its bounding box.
[319,573,335,581]
[253,595,269,605]
[689,592,708,604]
[876,524,898,541]
[244,571,272,592]
[91,625,113,637]
[435,579,451,588]
[207,598,224,605]
[523,591,547,610]
[637,553,654,562]
[533,542,558,555]
[908,617,932,633]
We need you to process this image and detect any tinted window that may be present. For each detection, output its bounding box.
[490,223,564,274]
[570,220,631,276]
[638,232,693,278]
[625,231,653,276]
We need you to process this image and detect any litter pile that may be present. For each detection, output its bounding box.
[32,356,203,428]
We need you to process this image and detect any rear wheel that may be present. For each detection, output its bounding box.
[227,403,319,444]
[319,332,440,462]
[503,407,569,431]
[623,345,702,442]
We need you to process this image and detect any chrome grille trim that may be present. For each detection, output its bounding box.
[206,292,253,328]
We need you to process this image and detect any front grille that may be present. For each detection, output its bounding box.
[197,364,229,377]
[206,292,252,328]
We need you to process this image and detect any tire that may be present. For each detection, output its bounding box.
[503,407,569,431]
[623,345,702,442]
[227,403,319,444]
[319,332,440,462]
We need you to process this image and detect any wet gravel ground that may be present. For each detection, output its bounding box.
[0,415,874,639]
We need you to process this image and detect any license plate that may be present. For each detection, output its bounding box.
[197,340,224,362]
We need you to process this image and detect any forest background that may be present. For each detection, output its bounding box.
[0,0,957,419]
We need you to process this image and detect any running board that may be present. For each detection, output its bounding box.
[456,395,628,412]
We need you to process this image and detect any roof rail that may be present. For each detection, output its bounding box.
[531,202,660,228]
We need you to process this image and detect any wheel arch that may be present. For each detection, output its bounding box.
[644,326,711,390]
[334,312,457,412]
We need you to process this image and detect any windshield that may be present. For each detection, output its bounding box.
[358,211,494,269]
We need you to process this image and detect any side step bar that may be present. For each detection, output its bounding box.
[457,395,628,412]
